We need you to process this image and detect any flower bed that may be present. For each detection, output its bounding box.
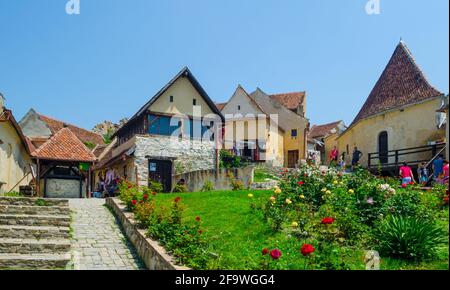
[117,166,449,270]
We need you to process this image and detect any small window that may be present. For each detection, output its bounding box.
[346,145,349,154]
[193,99,197,106]
[238,105,241,110]
[169,96,174,103]
[149,163,157,172]
[291,129,298,138]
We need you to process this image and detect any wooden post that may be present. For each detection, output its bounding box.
[87,166,91,199]
[395,150,399,174]
[368,153,371,169]
[36,158,40,197]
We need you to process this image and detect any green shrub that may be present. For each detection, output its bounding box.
[230,179,245,191]
[219,149,247,168]
[201,180,214,192]
[376,215,447,260]
[173,184,188,193]
[149,181,164,193]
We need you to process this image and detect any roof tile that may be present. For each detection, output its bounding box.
[32,128,96,162]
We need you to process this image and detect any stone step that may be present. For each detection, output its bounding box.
[0,204,70,216]
[0,238,71,254]
[0,253,71,270]
[0,197,68,207]
[0,214,70,227]
[0,225,70,240]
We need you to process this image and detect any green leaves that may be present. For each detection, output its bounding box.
[376,215,447,260]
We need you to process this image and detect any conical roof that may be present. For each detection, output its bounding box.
[350,41,442,127]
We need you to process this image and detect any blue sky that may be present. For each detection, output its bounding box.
[0,0,448,130]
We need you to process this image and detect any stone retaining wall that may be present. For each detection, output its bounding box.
[172,167,254,192]
[105,197,189,270]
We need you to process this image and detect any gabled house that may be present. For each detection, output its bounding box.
[336,41,447,169]
[0,95,34,194]
[220,86,309,168]
[19,109,104,198]
[307,121,346,164]
[94,67,225,192]
[221,85,284,166]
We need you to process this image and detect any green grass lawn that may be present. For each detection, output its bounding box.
[153,190,449,270]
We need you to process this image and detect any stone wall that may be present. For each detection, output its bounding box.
[105,197,189,270]
[172,167,254,192]
[134,135,217,186]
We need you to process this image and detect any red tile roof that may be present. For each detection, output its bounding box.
[309,121,342,139]
[270,92,305,111]
[350,41,442,127]
[32,128,96,162]
[37,113,104,145]
[216,103,227,111]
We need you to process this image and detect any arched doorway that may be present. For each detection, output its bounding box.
[378,131,389,164]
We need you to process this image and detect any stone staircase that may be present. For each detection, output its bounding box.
[0,197,72,270]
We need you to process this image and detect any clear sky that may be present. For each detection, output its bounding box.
[0,0,448,130]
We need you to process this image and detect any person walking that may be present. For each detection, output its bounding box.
[433,155,444,180]
[417,162,429,186]
[399,162,415,186]
[329,146,339,167]
[351,146,363,170]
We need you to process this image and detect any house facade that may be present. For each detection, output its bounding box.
[336,41,446,168]
[221,86,285,166]
[94,67,225,192]
[0,96,34,194]
[220,86,309,168]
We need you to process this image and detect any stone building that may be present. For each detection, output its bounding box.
[0,96,34,194]
[335,41,447,170]
[94,67,224,192]
[220,86,309,168]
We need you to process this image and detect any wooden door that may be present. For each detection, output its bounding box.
[148,159,173,193]
[288,150,299,168]
[378,131,388,164]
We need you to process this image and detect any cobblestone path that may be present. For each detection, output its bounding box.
[69,199,145,270]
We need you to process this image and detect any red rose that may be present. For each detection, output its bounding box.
[297,181,304,186]
[402,184,407,188]
[143,194,149,200]
[321,217,335,225]
[409,182,414,185]
[300,244,315,256]
[262,248,269,256]
[131,200,137,205]
[174,197,181,203]
[270,249,282,260]
[195,216,201,222]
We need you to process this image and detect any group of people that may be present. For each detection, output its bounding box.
[92,169,122,198]
[329,146,363,172]
[399,154,449,187]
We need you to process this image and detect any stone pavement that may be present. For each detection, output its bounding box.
[69,199,145,270]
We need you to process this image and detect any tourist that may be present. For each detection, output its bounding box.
[338,153,346,172]
[351,146,363,170]
[399,162,415,186]
[443,160,449,183]
[329,146,339,167]
[417,162,429,186]
[433,154,444,180]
